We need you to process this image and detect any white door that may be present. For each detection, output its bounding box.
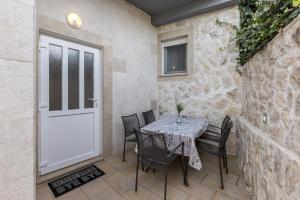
[39,35,102,175]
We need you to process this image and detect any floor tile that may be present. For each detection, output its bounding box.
[57,189,88,200]
[177,179,216,200]
[150,180,189,200]
[36,152,251,200]
[237,175,247,187]
[89,187,125,200]
[218,182,250,200]
[105,172,135,194]
[123,186,161,200]
[201,172,239,189]
[36,183,54,200]
[80,179,110,199]
[95,162,118,181]
[186,194,201,200]
[113,159,137,175]
[188,167,208,182]
[212,192,237,200]
[137,170,161,189]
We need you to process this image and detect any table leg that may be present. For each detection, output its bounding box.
[184,156,189,187]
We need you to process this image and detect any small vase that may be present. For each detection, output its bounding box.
[176,114,182,124]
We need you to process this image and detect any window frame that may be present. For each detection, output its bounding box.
[161,37,188,76]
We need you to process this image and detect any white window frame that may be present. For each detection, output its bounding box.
[161,37,188,76]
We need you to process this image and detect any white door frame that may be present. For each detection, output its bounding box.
[38,34,103,175]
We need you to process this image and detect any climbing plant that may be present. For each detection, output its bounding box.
[237,0,300,72]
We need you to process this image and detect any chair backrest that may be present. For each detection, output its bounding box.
[121,114,140,136]
[142,110,155,125]
[219,121,233,149]
[221,115,231,131]
[134,129,168,164]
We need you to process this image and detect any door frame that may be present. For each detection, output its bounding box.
[37,33,103,176]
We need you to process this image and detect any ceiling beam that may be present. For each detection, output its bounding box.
[152,0,240,26]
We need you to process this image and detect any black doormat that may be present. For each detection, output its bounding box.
[48,165,105,198]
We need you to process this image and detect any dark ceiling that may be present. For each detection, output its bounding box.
[128,0,197,15]
[127,0,240,26]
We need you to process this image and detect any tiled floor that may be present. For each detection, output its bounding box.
[37,151,251,200]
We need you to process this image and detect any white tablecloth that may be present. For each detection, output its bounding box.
[141,113,208,170]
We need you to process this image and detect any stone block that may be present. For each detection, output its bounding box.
[0,118,34,185]
[0,59,34,120]
[0,1,34,61]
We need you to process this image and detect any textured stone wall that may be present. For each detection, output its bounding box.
[237,16,300,200]
[0,0,36,199]
[158,6,241,154]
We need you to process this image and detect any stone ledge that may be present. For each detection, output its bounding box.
[238,117,300,163]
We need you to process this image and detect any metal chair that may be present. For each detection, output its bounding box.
[134,129,185,200]
[197,121,233,189]
[142,110,155,125]
[200,115,231,168]
[121,114,140,161]
[201,115,231,141]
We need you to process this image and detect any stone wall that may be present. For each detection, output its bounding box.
[237,16,300,200]
[0,0,36,199]
[157,6,241,154]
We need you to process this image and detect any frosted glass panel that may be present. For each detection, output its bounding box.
[84,52,94,108]
[164,43,187,74]
[68,48,79,110]
[49,44,62,111]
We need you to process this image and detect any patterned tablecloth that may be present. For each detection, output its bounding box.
[141,113,208,170]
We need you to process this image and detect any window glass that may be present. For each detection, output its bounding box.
[164,43,187,74]
[68,48,80,110]
[49,44,62,111]
[84,52,94,108]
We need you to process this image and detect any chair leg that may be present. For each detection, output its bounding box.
[218,155,224,189]
[183,157,189,186]
[123,140,126,161]
[135,153,139,191]
[164,167,168,200]
[224,150,228,174]
[223,153,226,168]
[180,154,185,184]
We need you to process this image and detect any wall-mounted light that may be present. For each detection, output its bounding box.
[262,112,268,124]
[66,13,82,29]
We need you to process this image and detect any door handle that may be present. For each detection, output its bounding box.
[88,98,98,102]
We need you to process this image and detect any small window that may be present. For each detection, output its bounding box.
[162,37,187,75]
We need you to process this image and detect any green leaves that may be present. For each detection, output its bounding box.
[237,0,300,68]
[176,103,184,114]
[293,0,300,7]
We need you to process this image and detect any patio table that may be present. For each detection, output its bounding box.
[141,113,208,171]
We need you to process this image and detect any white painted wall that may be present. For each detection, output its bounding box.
[0,0,36,199]
[37,0,158,155]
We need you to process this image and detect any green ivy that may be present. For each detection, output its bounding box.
[237,0,300,72]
